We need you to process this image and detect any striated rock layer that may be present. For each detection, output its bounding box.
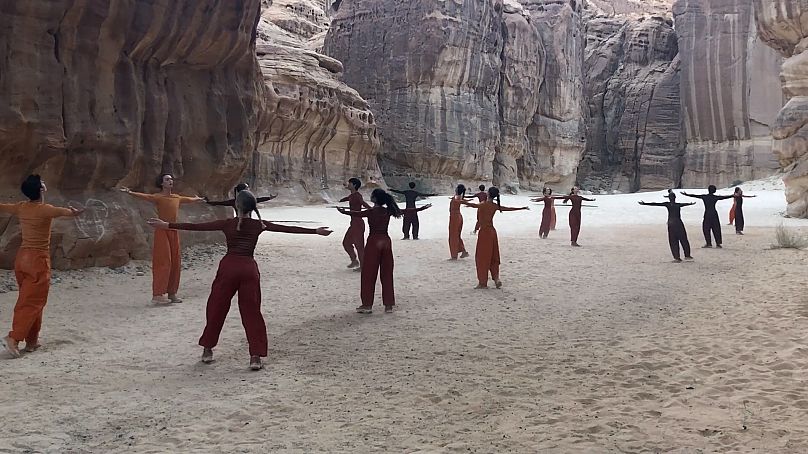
[579,15,684,192]
[673,0,784,188]
[754,0,808,217]
[0,0,264,269]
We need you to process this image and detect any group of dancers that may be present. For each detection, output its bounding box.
[0,173,755,369]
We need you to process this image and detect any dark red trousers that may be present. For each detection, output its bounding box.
[569,211,582,242]
[361,234,395,307]
[199,254,267,357]
[343,219,365,264]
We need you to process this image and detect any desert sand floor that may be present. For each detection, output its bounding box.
[1,189,808,453]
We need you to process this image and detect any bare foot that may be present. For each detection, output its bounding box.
[3,336,20,358]
[448,257,458,261]
[460,252,469,258]
[201,348,214,364]
[384,306,394,314]
[151,295,171,305]
[701,244,712,248]
[250,356,263,371]
[356,306,372,314]
[672,258,683,263]
[168,294,183,304]
[495,280,503,289]
[24,342,41,353]
[716,245,723,249]
[571,242,581,247]
[347,260,359,269]
[474,285,488,289]
[684,256,694,261]
[353,266,362,273]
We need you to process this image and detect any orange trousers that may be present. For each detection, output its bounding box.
[9,249,51,344]
[448,212,466,258]
[153,229,181,296]
[475,225,500,287]
[729,204,736,225]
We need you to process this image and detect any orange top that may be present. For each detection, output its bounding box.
[449,197,463,214]
[129,192,198,222]
[476,201,498,228]
[0,201,74,250]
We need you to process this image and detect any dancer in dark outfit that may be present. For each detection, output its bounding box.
[206,183,276,215]
[390,182,437,240]
[531,187,563,239]
[339,178,372,270]
[682,185,734,248]
[337,189,403,314]
[562,187,596,247]
[148,191,332,370]
[732,187,756,235]
[639,190,696,262]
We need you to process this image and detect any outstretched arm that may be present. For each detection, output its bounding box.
[263,221,332,236]
[337,207,372,217]
[120,188,155,202]
[638,201,666,206]
[417,192,438,198]
[179,195,206,204]
[415,203,433,212]
[256,195,277,203]
[743,195,757,198]
[716,194,734,200]
[499,205,529,212]
[681,192,702,199]
[206,198,235,207]
[460,200,480,208]
[389,189,404,194]
[0,203,18,215]
[149,218,228,231]
[581,197,596,202]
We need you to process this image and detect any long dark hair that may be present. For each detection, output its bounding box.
[455,184,466,197]
[21,174,43,201]
[234,183,249,198]
[488,186,502,212]
[372,188,402,218]
[235,190,263,230]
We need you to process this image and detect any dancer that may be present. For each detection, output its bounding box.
[638,190,696,262]
[469,185,488,235]
[121,174,205,304]
[148,191,332,370]
[339,178,371,270]
[562,187,596,247]
[206,183,276,215]
[531,187,563,239]
[732,187,756,235]
[390,182,437,240]
[337,189,409,314]
[682,185,734,248]
[461,187,529,289]
[0,175,84,357]
[448,184,470,260]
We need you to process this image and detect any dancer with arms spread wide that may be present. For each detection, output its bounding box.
[338,178,371,270]
[562,187,596,247]
[390,182,436,240]
[732,187,756,235]
[206,182,276,215]
[531,187,563,239]
[461,187,529,289]
[148,191,331,370]
[448,184,470,260]
[469,184,488,235]
[639,190,696,262]
[681,185,733,248]
[0,175,84,357]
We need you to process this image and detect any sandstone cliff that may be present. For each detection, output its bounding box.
[673,0,784,188]
[753,0,808,217]
[0,1,264,269]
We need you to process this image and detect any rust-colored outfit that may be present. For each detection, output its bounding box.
[550,205,557,230]
[357,207,395,308]
[0,202,74,344]
[130,192,198,296]
[562,195,593,243]
[538,196,555,238]
[340,192,368,264]
[169,218,319,357]
[729,201,736,225]
[448,197,467,258]
[472,191,488,232]
[474,202,500,287]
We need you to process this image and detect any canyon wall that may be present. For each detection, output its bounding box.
[0,0,264,269]
[753,0,808,217]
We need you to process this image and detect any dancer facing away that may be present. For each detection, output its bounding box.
[338,189,413,314]
[206,183,276,215]
[638,190,696,262]
[682,185,734,248]
[531,187,563,239]
[562,186,596,247]
[448,184,470,260]
[732,187,756,235]
[0,175,84,357]
[148,191,332,370]
[390,182,437,240]
[339,178,371,270]
[461,187,529,289]
[121,174,205,304]
[469,184,488,235]
[729,199,736,225]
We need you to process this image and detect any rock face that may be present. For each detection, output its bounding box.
[324,0,586,193]
[579,15,684,192]
[0,1,264,269]
[754,0,808,217]
[252,0,382,200]
[673,0,784,188]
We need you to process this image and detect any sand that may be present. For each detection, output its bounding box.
[1,183,807,453]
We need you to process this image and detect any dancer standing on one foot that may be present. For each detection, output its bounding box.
[338,178,371,270]
[148,191,331,370]
[562,186,596,247]
[206,183,276,215]
[639,190,696,262]
[0,175,84,358]
[682,185,734,248]
[390,182,436,240]
[448,184,470,260]
[732,187,756,235]
[338,189,404,314]
[461,187,529,289]
[531,187,563,239]
[121,174,205,304]
[468,185,488,235]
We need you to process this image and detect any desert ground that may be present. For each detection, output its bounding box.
[1,180,807,453]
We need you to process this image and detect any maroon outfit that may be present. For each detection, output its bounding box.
[538,196,555,238]
[169,218,318,357]
[472,192,488,232]
[340,192,368,264]
[357,207,395,308]
[562,195,594,243]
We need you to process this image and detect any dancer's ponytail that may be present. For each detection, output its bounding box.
[235,190,259,231]
[456,184,466,197]
[372,188,402,218]
[488,186,502,212]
